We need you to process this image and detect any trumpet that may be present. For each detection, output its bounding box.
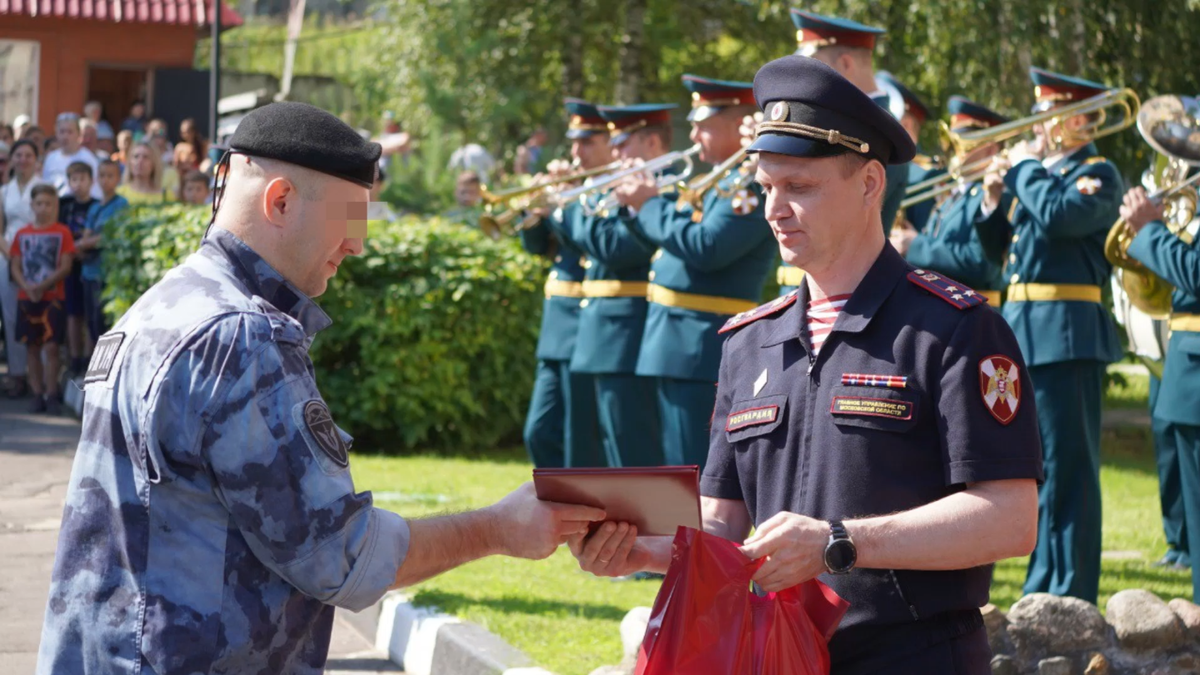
[561,144,702,216]
[1105,94,1200,317]
[943,88,1140,159]
[676,147,755,213]
[478,159,622,239]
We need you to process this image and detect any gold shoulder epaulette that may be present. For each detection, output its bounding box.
[1082,156,1107,166]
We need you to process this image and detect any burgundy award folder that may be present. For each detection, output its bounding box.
[532,466,702,536]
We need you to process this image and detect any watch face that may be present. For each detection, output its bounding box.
[826,539,857,573]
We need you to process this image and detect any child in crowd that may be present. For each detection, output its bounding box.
[181,170,211,206]
[77,160,127,343]
[57,162,95,374]
[9,185,76,414]
[43,112,101,199]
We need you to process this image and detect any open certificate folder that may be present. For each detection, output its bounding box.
[532,466,702,536]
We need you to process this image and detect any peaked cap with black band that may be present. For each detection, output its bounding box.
[225,102,382,188]
[747,55,916,166]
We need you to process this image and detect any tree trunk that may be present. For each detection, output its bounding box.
[616,0,647,104]
[561,1,585,98]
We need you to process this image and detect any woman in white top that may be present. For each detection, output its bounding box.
[1,139,44,396]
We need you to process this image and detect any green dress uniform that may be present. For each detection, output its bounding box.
[1129,219,1200,591]
[905,97,1011,305]
[518,99,607,469]
[778,11,908,295]
[877,71,940,232]
[1149,372,1190,566]
[620,75,776,468]
[550,104,677,468]
[973,69,1126,604]
[906,152,946,232]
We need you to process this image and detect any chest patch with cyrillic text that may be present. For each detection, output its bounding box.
[830,396,913,420]
[726,405,780,431]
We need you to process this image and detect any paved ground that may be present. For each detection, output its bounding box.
[0,387,399,673]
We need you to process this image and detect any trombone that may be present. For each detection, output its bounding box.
[563,144,702,216]
[478,159,622,239]
[898,157,992,210]
[944,88,1140,159]
[901,88,1141,210]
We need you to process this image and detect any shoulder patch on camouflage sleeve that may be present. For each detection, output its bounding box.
[718,290,799,334]
[907,269,987,310]
[301,400,349,468]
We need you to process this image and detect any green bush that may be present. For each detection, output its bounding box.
[103,204,548,452]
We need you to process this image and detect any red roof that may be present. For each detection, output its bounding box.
[0,0,244,28]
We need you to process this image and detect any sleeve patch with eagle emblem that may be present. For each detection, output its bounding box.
[1076,176,1102,195]
[731,188,760,215]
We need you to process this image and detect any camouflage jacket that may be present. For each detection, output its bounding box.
[37,228,409,674]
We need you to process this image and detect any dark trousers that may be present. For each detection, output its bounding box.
[833,614,990,675]
[1151,375,1189,562]
[1174,424,1200,599]
[595,373,662,468]
[1023,360,1105,604]
[523,359,604,468]
[656,377,716,468]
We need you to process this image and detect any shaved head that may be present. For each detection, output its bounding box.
[214,154,368,297]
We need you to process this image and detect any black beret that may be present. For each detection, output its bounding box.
[227,102,382,188]
[748,55,916,165]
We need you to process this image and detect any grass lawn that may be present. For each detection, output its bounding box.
[350,374,1191,675]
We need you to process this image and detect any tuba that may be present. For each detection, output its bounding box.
[1104,95,1200,317]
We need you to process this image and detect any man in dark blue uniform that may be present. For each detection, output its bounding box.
[773,10,910,295]
[1121,186,1200,596]
[552,104,670,467]
[611,75,777,468]
[520,99,606,468]
[35,102,606,674]
[571,56,1043,673]
[892,96,1010,305]
[976,67,1125,604]
[877,71,945,233]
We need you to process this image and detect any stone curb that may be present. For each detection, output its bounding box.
[350,591,555,675]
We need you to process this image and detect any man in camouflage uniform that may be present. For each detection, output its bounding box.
[36,102,604,675]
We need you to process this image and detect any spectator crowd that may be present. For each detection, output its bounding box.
[0,101,216,412]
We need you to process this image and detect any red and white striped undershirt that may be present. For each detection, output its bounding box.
[806,294,852,356]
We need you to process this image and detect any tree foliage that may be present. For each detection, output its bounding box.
[365,0,1200,178]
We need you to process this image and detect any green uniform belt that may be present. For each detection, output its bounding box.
[1006,283,1102,303]
[647,283,758,316]
[543,279,585,299]
[1171,313,1200,332]
[777,266,806,287]
[581,280,650,298]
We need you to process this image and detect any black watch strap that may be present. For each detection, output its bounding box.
[825,520,857,574]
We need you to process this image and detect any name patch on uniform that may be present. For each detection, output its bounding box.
[84,332,126,385]
[726,405,779,431]
[303,400,349,467]
[830,396,913,420]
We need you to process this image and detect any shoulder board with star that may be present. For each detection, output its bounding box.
[907,269,987,310]
[718,291,799,334]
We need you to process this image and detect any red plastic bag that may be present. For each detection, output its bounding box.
[635,527,849,675]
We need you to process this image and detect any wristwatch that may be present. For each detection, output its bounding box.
[823,521,857,575]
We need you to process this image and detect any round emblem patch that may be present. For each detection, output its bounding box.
[731,188,760,215]
[979,355,1021,425]
[770,101,789,121]
[303,400,349,467]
